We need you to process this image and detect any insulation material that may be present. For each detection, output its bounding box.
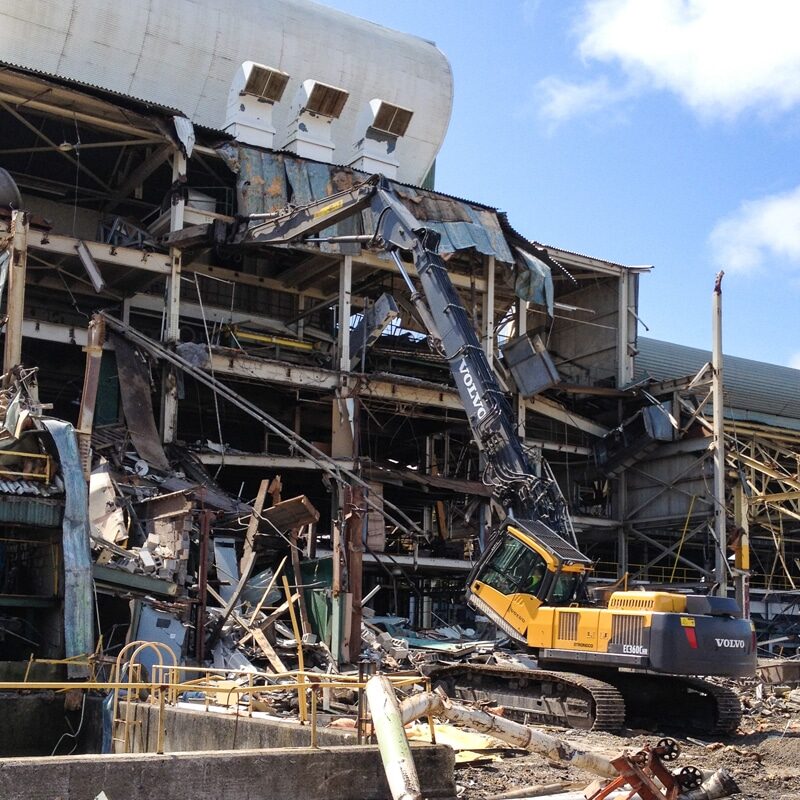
[405,722,506,765]
[89,459,127,544]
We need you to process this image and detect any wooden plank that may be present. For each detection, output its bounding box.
[261,495,320,532]
[242,479,269,572]
[251,628,288,673]
[291,527,311,638]
[206,585,287,673]
[207,481,269,647]
[246,556,287,627]
[239,592,300,646]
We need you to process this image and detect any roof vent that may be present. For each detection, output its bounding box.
[349,99,414,179]
[225,61,290,149]
[372,101,414,136]
[282,79,349,162]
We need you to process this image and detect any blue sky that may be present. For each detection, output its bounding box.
[319,0,800,368]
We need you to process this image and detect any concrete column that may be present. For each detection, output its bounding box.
[160,151,186,443]
[616,269,635,388]
[331,255,354,664]
[337,255,352,371]
[332,255,354,457]
[423,436,434,540]
[297,293,305,340]
[2,210,28,383]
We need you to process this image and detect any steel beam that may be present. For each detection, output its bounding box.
[197,453,355,470]
[25,230,171,274]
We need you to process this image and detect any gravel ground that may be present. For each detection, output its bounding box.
[456,723,800,799]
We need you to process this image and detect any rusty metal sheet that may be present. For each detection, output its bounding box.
[237,147,287,215]
[230,148,515,263]
[111,334,170,472]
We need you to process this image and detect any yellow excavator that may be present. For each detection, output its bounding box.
[226,174,756,733]
[448,517,755,732]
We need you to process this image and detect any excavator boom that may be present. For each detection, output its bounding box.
[231,172,754,734]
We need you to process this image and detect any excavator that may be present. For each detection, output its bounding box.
[229,173,756,733]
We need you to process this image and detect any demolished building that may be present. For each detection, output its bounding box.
[0,0,798,675]
[0,7,798,800]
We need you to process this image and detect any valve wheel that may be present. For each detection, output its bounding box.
[656,737,680,761]
[677,765,704,790]
[632,750,649,766]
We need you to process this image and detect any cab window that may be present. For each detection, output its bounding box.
[478,535,548,597]
[550,572,580,605]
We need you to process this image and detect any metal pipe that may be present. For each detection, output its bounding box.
[399,689,617,779]
[365,675,422,800]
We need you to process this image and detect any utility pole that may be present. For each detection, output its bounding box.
[711,272,728,597]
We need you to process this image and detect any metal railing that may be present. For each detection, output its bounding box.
[0,644,428,755]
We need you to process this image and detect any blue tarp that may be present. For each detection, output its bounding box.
[41,419,94,678]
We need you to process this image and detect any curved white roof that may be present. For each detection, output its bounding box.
[0,0,453,185]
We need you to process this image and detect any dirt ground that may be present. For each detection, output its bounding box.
[456,723,800,800]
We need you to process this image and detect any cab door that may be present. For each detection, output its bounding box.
[469,533,549,641]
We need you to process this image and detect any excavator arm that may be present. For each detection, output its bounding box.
[235,174,569,532]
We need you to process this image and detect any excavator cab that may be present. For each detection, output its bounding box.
[466,518,592,642]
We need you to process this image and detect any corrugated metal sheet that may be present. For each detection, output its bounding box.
[636,338,800,424]
[230,148,514,263]
[0,496,62,526]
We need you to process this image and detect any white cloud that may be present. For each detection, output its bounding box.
[709,185,800,273]
[539,0,800,122]
[537,76,631,123]
[790,352,800,370]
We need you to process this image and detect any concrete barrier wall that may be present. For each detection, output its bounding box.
[0,693,80,757]
[0,745,457,800]
[120,701,357,752]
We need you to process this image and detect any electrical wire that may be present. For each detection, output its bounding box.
[50,691,87,757]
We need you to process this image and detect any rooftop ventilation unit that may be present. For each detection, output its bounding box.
[349,99,414,178]
[225,61,290,149]
[282,79,349,162]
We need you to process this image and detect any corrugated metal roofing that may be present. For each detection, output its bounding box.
[0,496,62,527]
[533,241,628,270]
[230,147,515,263]
[636,338,800,423]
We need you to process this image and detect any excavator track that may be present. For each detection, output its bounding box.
[427,664,742,735]
[599,672,743,736]
[427,664,627,732]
